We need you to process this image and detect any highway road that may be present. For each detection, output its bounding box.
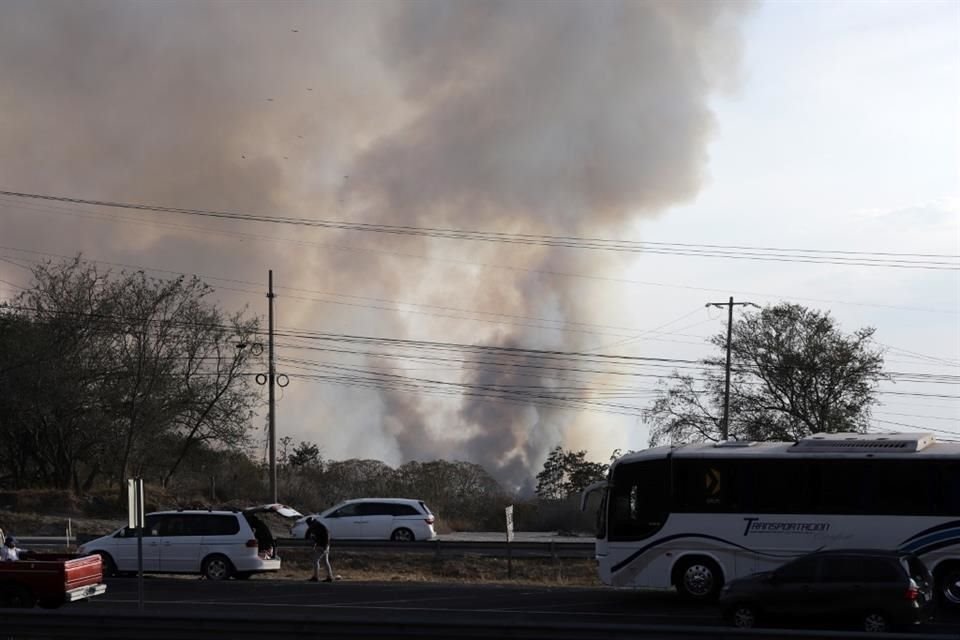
[80,576,960,636]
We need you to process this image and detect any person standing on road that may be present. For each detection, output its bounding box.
[306,517,334,582]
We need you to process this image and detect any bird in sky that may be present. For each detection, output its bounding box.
[292,29,299,32]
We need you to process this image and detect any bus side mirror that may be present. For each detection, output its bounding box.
[580,481,608,512]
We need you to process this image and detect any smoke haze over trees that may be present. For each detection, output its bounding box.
[0,1,754,490]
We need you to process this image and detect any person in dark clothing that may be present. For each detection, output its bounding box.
[306,517,333,582]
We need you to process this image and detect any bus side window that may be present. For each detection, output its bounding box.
[941,462,960,516]
[750,461,808,514]
[674,460,739,513]
[815,460,869,515]
[869,461,933,515]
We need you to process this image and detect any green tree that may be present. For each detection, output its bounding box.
[535,446,608,500]
[289,441,322,469]
[647,303,887,445]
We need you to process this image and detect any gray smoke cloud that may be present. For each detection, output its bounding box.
[0,0,751,492]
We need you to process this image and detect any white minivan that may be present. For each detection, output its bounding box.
[78,504,301,580]
[290,498,436,541]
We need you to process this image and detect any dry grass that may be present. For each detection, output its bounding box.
[0,509,119,538]
[272,549,603,586]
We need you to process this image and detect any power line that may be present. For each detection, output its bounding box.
[1,208,957,316]
[0,247,710,345]
[874,410,960,423]
[880,342,960,367]
[1,189,957,269]
[3,302,957,398]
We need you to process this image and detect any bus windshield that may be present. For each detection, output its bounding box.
[608,458,670,540]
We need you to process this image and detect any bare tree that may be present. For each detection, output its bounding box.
[648,303,887,445]
[0,258,261,493]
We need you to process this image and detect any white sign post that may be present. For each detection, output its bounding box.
[127,478,145,611]
[505,505,514,579]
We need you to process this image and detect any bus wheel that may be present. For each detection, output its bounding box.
[936,565,960,609]
[674,556,723,601]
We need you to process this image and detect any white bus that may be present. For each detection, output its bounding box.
[581,432,960,607]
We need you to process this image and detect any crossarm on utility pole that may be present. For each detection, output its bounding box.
[705,297,760,440]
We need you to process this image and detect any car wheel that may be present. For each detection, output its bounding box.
[97,552,118,578]
[390,528,415,542]
[0,584,35,608]
[937,566,960,609]
[674,556,723,601]
[863,611,889,633]
[202,554,234,581]
[730,604,759,629]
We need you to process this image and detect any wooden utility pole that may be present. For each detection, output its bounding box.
[705,297,758,440]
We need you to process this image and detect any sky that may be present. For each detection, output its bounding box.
[0,0,957,492]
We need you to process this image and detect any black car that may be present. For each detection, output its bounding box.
[720,549,936,632]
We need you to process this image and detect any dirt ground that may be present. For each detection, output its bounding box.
[274,549,602,586]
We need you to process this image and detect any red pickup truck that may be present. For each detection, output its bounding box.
[0,553,107,608]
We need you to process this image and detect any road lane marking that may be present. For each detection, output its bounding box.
[96,598,717,619]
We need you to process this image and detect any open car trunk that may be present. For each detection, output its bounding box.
[243,504,303,556]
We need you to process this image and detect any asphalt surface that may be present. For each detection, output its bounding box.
[81,576,960,635]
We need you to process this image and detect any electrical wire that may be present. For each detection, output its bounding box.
[1,189,957,269]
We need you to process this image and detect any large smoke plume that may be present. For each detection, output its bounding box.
[0,0,751,491]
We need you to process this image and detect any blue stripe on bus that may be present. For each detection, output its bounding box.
[610,533,797,575]
[901,529,960,555]
[901,520,960,545]
[908,537,960,557]
[902,528,960,552]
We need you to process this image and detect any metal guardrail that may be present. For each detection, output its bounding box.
[276,537,596,558]
[15,536,77,547]
[17,535,597,559]
[0,609,953,640]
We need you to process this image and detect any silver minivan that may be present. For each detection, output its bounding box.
[290,498,436,541]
